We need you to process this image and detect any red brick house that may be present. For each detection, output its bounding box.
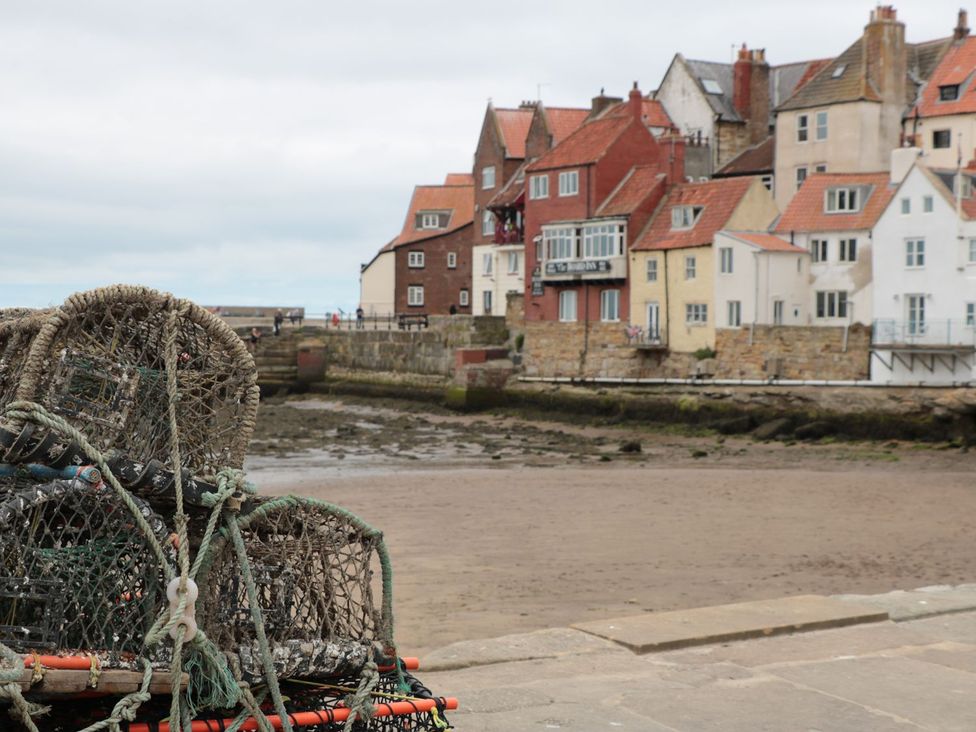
[521,84,684,324]
[389,176,475,315]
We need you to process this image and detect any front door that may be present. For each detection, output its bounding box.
[646,302,660,341]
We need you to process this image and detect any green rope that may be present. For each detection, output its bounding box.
[0,640,48,732]
[74,660,154,732]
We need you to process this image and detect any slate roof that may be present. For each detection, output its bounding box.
[526,115,635,172]
[395,183,474,246]
[722,231,807,253]
[685,59,741,121]
[715,136,775,176]
[631,177,756,251]
[914,36,976,117]
[494,108,534,159]
[595,166,667,217]
[774,172,895,233]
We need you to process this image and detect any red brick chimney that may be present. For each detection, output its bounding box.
[660,130,686,185]
[628,82,643,121]
[589,88,623,119]
[863,5,906,105]
[956,9,971,40]
[733,44,752,120]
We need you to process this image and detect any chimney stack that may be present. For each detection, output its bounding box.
[589,88,623,119]
[733,44,753,120]
[956,9,970,40]
[734,44,771,144]
[628,82,643,122]
[863,5,906,105]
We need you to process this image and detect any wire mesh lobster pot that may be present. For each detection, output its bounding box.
[197,497,389,685]
[0,478,172,668]
[0,310,49,417]
[6,286,259,487]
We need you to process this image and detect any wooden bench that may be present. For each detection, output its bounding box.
[397,313,429,330]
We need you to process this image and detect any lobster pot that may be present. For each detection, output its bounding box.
[0,479,171,667]
[199,498,386,685]
[0,310,49,413]
[6,286,259,486]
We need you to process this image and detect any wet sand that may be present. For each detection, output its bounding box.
[246,397,976,657]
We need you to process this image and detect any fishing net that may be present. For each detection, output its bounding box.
[0,478,171,664]
[7,285,259,484]
[197,497,387,685]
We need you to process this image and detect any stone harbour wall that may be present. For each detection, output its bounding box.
[714,325,871,381]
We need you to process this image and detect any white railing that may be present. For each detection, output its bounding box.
[872,319,976,347]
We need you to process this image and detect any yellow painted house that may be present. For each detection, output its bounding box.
[628,177,778,353]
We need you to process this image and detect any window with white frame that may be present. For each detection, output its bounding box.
[600,289,620,322]
[420,213,441,229]
[558,290,577,322]
[811,239,827,263]
[447,252,457,269]
[727,300,741,327]
[969,239,976,263]
[482,165,495,189]
[684,255,696,279]
[671,206,703,229]
[906,294,925,335]
[773,300,784,325]
[482,209,494,236]
[933,129,951,148]
[815,290,848,318]
[825,187,861,213]
[483,290,493,314]
[407,286,424,306]
[839,238,857,262]
[459,289,469,307]
[719,247,733,274]
[815,111,828,140]
[905,239,925,268]
[582,223,624,258]
[796,166,807,191]
[558,170,579,197]
[901,198,911,214]
[408,251,425,268]
[815,164,827,173]
[529,174,549,199]
[507,251,520,274]
[685,303,708,324]
[646,258,658,282]
[797,114,809,142]
[482,252,493,275]
[923,195,934,213]
[967,302,975,326]
[543,226,576,260]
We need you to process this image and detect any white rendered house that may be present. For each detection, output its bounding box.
[713,231,809,329]
[471,241,524,316]
[871,159,976,384]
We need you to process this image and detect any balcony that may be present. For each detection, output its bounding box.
[625,324,667,351]
[872,319,976,348]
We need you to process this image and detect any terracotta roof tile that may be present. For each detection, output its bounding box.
[605,98,673,128]
[724,231,807,253]
[495,108,534,159]
[596,166,666,217]
[774,172,895,233]
[543,107,590,145]
[915,37,976,117]
[632,177,755,251]
[715,136,774,176]
[526,115,634,172]
[395,182,474,246]
[444,172,474,186]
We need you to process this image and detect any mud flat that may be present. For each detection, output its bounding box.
[246,395,976,657]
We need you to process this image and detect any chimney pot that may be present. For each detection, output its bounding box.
[956,9,970,39]
[628,83,643,121]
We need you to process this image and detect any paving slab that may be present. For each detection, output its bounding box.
[422,627,624,671]
[771,655,976,731]
[835,584,976,620]
[571,595,888,654]
[902,610,976,644]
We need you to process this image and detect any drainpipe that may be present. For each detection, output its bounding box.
[663,251,671,347]
[582,281,591,375]
[751,249,759,345]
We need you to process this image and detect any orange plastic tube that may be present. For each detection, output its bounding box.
[21,655,99,670]
[378,656,419,672]
[127,697,459,732]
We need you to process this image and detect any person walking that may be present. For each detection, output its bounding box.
[248,327,261,352]
[356,306,365,330]
[273,309,284,336]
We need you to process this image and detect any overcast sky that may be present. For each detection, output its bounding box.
[0,1,961,313]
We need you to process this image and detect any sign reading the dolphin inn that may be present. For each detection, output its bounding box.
[544,260,611,276]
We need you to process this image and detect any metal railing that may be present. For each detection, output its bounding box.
[625,324,667,348]
[872,319,976,347]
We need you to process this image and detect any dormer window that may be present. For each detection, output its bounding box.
[419,212,442,229]
[825,187,862,213]
[701,79,722,94]
[940,85,960,102]
[671,205,703,229]
[956,176,974,198]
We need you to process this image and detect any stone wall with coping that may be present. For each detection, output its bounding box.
[713,325,871,380]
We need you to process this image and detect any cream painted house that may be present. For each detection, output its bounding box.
[359,244,395,316]
[471,243,524,316]
[629,177,779,353]
[773,7,952,210]
[713,231,809,329]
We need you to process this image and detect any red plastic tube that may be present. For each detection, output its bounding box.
[21,655,99,670]
[127,697,459,732]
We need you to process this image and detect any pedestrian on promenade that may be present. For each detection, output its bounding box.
[248,327,261,352]
[288,309,297,326]
[273,309,284,336]
[331,311,341,328]
[356,306,365,329]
